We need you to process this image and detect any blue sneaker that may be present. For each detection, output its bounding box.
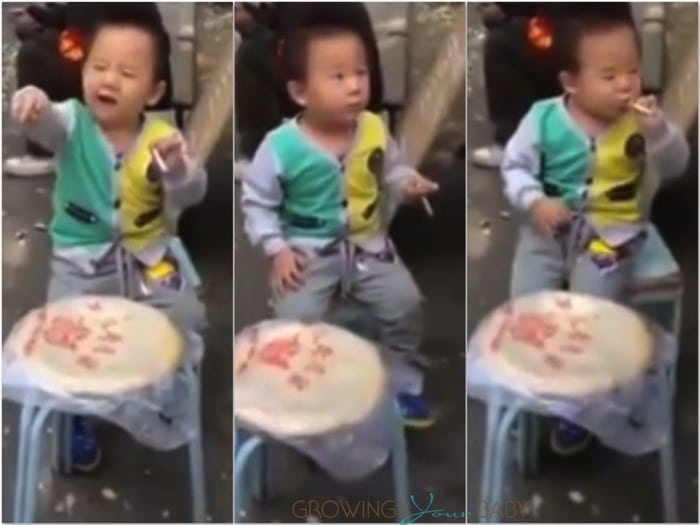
[550,418,592,456]
[397,393,435,429]
[70,417,102,473]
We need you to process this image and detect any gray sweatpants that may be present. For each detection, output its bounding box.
[47,252,207,337]
[510,223,639,301]
[273,247,423,358]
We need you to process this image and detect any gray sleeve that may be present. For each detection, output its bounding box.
[501,111,545,211]
[382,134,416,202]
[11,87,74,152]
[162,164,208,209]
[644,116,690,181]
[241,137,288,256]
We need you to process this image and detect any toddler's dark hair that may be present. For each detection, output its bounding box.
[87,4,171,83]
[556,11,640,73]
[281,15,366,82]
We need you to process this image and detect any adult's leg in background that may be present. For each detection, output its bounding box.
[483,18,542,147]
[15,28,81,158]
[234,27,283,159]
[474,16,562,168]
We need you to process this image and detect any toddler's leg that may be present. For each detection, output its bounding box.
[46,255,120,301]
[351,256,422,360]
[272,252,341,322]
[510,224,567,297]
[550,239,639,456]
[568,243,637,301]
[142,287,207,335]
[351,255,432,427]
[46,256,118,473]
[510,227,587,455]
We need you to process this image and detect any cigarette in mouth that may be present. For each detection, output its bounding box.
[151,148,168,172]
[632,102,653,115]
[421,197,434,217]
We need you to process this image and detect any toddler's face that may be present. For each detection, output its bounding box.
[565,25,641,122]
[295,32,370,126]
[82,25,165,127]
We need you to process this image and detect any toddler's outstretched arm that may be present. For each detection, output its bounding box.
[11,85,73,153]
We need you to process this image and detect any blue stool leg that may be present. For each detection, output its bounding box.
[390,400,410,518]
[21,405,54,523]
[235,427,268,502]
[515,413,527,475]
[235,435,265,521]
[526,415,540,475]
[660,438,678,522]
[13,404,37,523]
[61,414,73,474]
[185,367,207,522]
[488,404,523,523]
[659,371,678,522]
[480,396,502,510]
[250,440,268,502]
[669,296,682,397]
[49,413,72,474]
[49,413,60,473]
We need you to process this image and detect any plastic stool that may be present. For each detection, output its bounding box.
[13,366,206,523]
[234,397,410,522]
[481,362,677,522]
[514,225,683,478]
[13,240,207,523]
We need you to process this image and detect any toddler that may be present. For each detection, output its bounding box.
[502,13,689,454]
[241,21,438,427]
[11,9,207,470]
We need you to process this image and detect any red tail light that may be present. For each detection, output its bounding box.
[58,29,85,62]
[528,16,553,50]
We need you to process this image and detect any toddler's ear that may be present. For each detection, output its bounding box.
[146,80,167,107]
[559,71,576,96]
[286,80,307,108]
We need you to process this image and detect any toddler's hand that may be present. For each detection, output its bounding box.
[631,95,663,133]
[270,248,307,296]
[150,132,193,179]
[401,172,439,201]
[12,86,50,125]
[531,197,570,236]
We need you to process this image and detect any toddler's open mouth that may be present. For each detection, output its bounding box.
[96,93,118,105]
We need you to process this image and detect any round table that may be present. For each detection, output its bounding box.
[234,320,387,437]
[10,295,184,395]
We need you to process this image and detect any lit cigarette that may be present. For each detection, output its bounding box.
[632,102,653,115]
[421,197,434,217]
[151,148,168,172]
